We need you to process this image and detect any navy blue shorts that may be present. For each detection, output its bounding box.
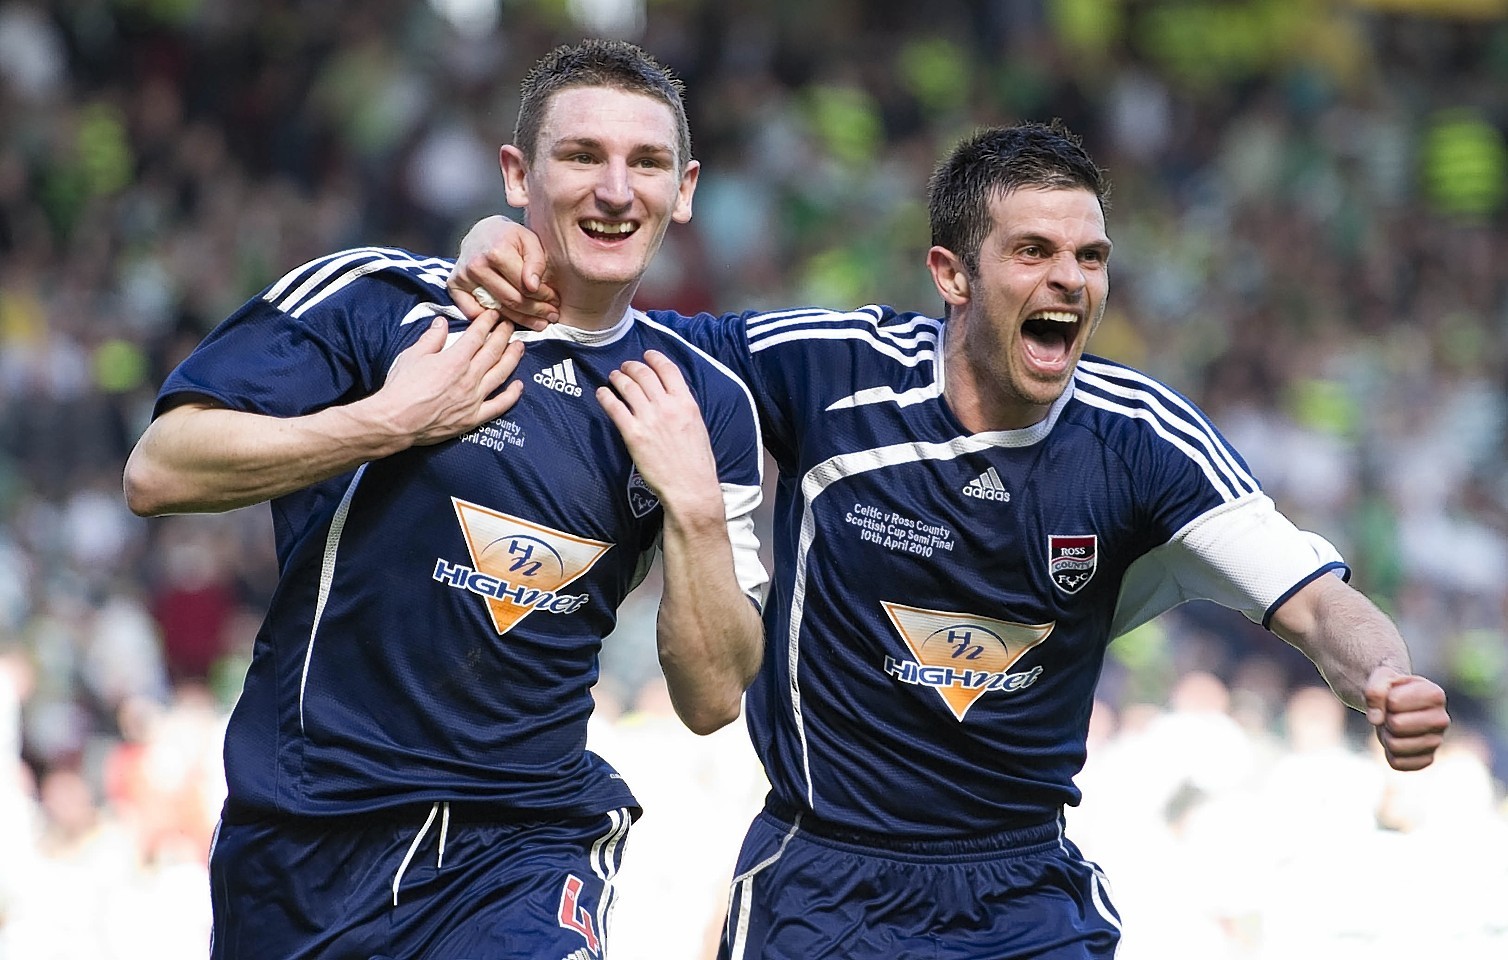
[718,804,1120,960]
[209,803,633,960]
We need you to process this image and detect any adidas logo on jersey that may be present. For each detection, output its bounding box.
[533,358,583,397]
[963,467,1010,502]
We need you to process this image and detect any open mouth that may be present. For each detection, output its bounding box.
[580,219,638,243]
[1021,310,1080,370]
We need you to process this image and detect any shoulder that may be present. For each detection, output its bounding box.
[1069,355,1214,433]
[258,246,456,318]
[1067,355,1259,498]
[635,311,750,390]
[648,303,941,383]
[741,304,941,360]
[646,304,940,353]
[643,305,942,425]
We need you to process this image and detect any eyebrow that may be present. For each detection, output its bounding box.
[1011,231,1113,255]
[552,136,676,158]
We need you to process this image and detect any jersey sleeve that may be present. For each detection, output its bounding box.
[643,308,797,464]
[645,305,936,470]
[153,249,444,419]
[1072,358,1351,637]
[1110,493,1349,636]
[697,347,769,608]
[723,479,767,607]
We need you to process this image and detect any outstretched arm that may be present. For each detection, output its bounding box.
[598,351,763,735]
[449,215,560,326]
[1269,573,1449,771]
[123,312,525,515]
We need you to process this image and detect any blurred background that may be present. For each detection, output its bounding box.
[2,0,1507,957]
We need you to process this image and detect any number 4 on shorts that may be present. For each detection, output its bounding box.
[557,874,600,954]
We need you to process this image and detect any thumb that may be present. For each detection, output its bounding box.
[1363,666,1406,726]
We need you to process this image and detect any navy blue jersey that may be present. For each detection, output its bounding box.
[648,305,1346,839]
[157,247,765,820]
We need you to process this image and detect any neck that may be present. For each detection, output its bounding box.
[942,332,1052,434]
[554,278,641,332]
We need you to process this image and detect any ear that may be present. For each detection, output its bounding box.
[500,145,530,209]
[927,246,970,307]
[671,158,700,224]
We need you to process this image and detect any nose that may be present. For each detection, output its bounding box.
[594,159,633,212]
[1046,251,1086,299]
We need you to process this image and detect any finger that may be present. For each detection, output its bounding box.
[596,384,634,434]
[501,294,559,332]
[1363,666,1406,726]
[533,277,559,303]
[607,365,654,410]
[478,338,526,397]
[616,359,669,400]
[478,378,525,422]
[449,283,486,319]
[1383,676,1447,714]
[1385,751,1436,773]
[641,350,689,395]
[485,222,552,296]
[1379,702,1451,739]
[501,275,560,321]
[1383,743,1443,772]
[407,315,451,355]
[450,306,501,354]
[520,242,548,294]
[461,267,559,327]
[470,318,520,376]
[458,245,558,308]
[1377,696,1449,763]
[465,273,526,311]
[447,262,510,317]
[1381,733,1447,766]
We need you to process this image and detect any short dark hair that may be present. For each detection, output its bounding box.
[513,39,692,171]
[927,120,1110,275]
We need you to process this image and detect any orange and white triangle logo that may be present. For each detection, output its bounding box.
[881,602,1052,720]
[451,498,612,634]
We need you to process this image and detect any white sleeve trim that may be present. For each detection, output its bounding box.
[723,481,769,608]
[1110,493,1347,638]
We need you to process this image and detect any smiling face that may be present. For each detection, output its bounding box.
[930,185,1111,430]
[500,84,699,305]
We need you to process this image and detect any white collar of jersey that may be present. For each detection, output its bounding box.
[512,306,636,347]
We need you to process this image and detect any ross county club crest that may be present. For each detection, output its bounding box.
[1048,535,1097,594]
[627,468,660,518]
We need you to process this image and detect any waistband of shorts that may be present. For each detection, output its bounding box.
[763,796,1062,856]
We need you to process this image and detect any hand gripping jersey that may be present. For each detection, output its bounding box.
[649,305,1346,840]
[157,248,765,820]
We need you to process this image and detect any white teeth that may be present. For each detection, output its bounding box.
[582,220,636,234]
[1030,311,1078,324]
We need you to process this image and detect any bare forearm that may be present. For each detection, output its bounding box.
[655,502,764,735]
[1270,576,1412,712]
[123,401,409,515]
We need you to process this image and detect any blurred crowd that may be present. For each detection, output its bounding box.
[1,0,1506,956]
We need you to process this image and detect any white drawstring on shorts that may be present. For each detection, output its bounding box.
[392,802,450,906]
